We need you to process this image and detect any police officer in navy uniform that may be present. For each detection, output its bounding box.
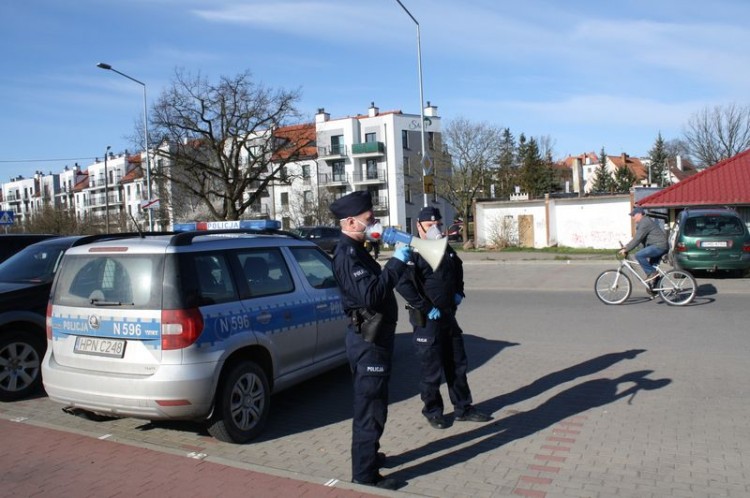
[329,191,411,491]
[396,207,492,429]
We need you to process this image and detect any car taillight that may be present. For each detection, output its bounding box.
[743,243,750,253]
[161,309,204,350]
[46,303,53,340]
[675,242,687,252]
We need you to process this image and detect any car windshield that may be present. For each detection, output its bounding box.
[0,243,68,283]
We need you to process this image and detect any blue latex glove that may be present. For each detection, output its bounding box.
[454,293,463,306]
[427,307,441,320]
[392,245,412,263]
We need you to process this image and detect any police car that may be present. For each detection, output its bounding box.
[42,220,348,443]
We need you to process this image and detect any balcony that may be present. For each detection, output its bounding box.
[317,144,347,159]
[318,173,350,187]
[372,196,388,212]
[352,169,386,184]
[351,142,385,157]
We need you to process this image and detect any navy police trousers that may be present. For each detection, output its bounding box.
[346,326,393,483]
[412,313,472,419]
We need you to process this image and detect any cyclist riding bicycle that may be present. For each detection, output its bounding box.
[618,207,669,286]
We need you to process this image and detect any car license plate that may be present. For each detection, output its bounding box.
[74,336,126,358]
[702,241,728,248]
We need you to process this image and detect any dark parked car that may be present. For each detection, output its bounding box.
[0,233,141,400]
[444,222,463,242]
[670,207,750,275]
[0,234,58,264]
[292,226,341,253]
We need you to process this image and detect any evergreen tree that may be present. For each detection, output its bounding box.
[494,128,518,199]
[591,147,614,193]
[519,137,555,197]
[613,164,637,193]
[648,132,669,187]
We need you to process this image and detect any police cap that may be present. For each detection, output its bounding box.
[418,206,442,222]
[329,191,373,219]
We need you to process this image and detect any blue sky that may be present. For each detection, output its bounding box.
[2,0,750,180]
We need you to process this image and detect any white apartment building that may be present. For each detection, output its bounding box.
[263,102,451,233]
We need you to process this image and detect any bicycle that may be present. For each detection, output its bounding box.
[594,253,697,306]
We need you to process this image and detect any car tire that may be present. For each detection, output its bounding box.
[0,329,46,401]
[207,360,270,444]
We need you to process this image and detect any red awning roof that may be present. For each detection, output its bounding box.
[639,148,750,208]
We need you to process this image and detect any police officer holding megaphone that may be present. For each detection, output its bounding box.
[396,207,492,430]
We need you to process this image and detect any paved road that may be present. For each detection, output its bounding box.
[1,255,748,497]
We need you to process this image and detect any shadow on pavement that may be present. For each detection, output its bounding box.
[257,332,517,442]
[387,368,671,481]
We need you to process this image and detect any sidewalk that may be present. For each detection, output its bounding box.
[0,417,386,498]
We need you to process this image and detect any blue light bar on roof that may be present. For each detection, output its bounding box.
[172,220,281,232]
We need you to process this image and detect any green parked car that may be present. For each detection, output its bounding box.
[670,207,750,275]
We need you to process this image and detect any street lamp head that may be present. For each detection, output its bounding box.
[97,62,112,70]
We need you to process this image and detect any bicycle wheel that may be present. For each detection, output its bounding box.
[658,270,697,306]
[595,270,631,305]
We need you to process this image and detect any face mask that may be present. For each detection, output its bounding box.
[362,220,383,242]
[346,218,383,242]
[425,224,443,240]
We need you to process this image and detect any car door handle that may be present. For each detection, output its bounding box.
[256,312,272,324]
[316,303,329,310]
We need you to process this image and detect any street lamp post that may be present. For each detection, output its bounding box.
[394,0,430,208]
[96,62,153,230]
[104,145,111,233]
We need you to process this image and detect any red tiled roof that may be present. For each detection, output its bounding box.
[73,171,89,192]
[562,152,599,169]
[272,123,316,160]
[609,154,647,181]
[121,166,143,183]
[640,148,750,207]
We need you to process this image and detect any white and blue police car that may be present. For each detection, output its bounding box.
[42,220,348,443]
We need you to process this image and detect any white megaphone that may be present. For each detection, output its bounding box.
[382,226,448,271]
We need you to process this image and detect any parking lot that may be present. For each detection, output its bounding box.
[2,255,749,497]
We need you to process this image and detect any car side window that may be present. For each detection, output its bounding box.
[237,248,295,297]
[192,254,237,305]
[289,247,338,289]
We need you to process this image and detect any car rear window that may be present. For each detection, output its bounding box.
[683,215,745,237]
[53,254,164,309]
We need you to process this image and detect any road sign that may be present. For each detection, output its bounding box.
[421,154,433,174]
[0,211,15,225]
[140,198,160,211]
[423,174,435,194]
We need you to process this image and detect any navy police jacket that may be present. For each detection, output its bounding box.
[332,234,405,324]
[396,245,465,314]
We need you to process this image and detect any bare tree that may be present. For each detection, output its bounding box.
[434,117,504,241]
[150,69,310,221]
[683,103,750,167]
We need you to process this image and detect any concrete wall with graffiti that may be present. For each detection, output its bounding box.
[475,194,635,249]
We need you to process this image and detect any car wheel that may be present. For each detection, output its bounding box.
[207,360,270,443]
[0,329,46,401]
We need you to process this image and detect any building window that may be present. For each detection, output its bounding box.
[404,156,411,176]
[331,135,344,155]
[428,131,435,150]
[405,186,412,204]
[281,192,289,207]
[332,161,346,182]
[365,132,376,143]
[301,164,310,179]
[367,186,379,206]
[402,130,409,149]
[405,217,412,234]
[303,190,313,208]
[366,159,378,180]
